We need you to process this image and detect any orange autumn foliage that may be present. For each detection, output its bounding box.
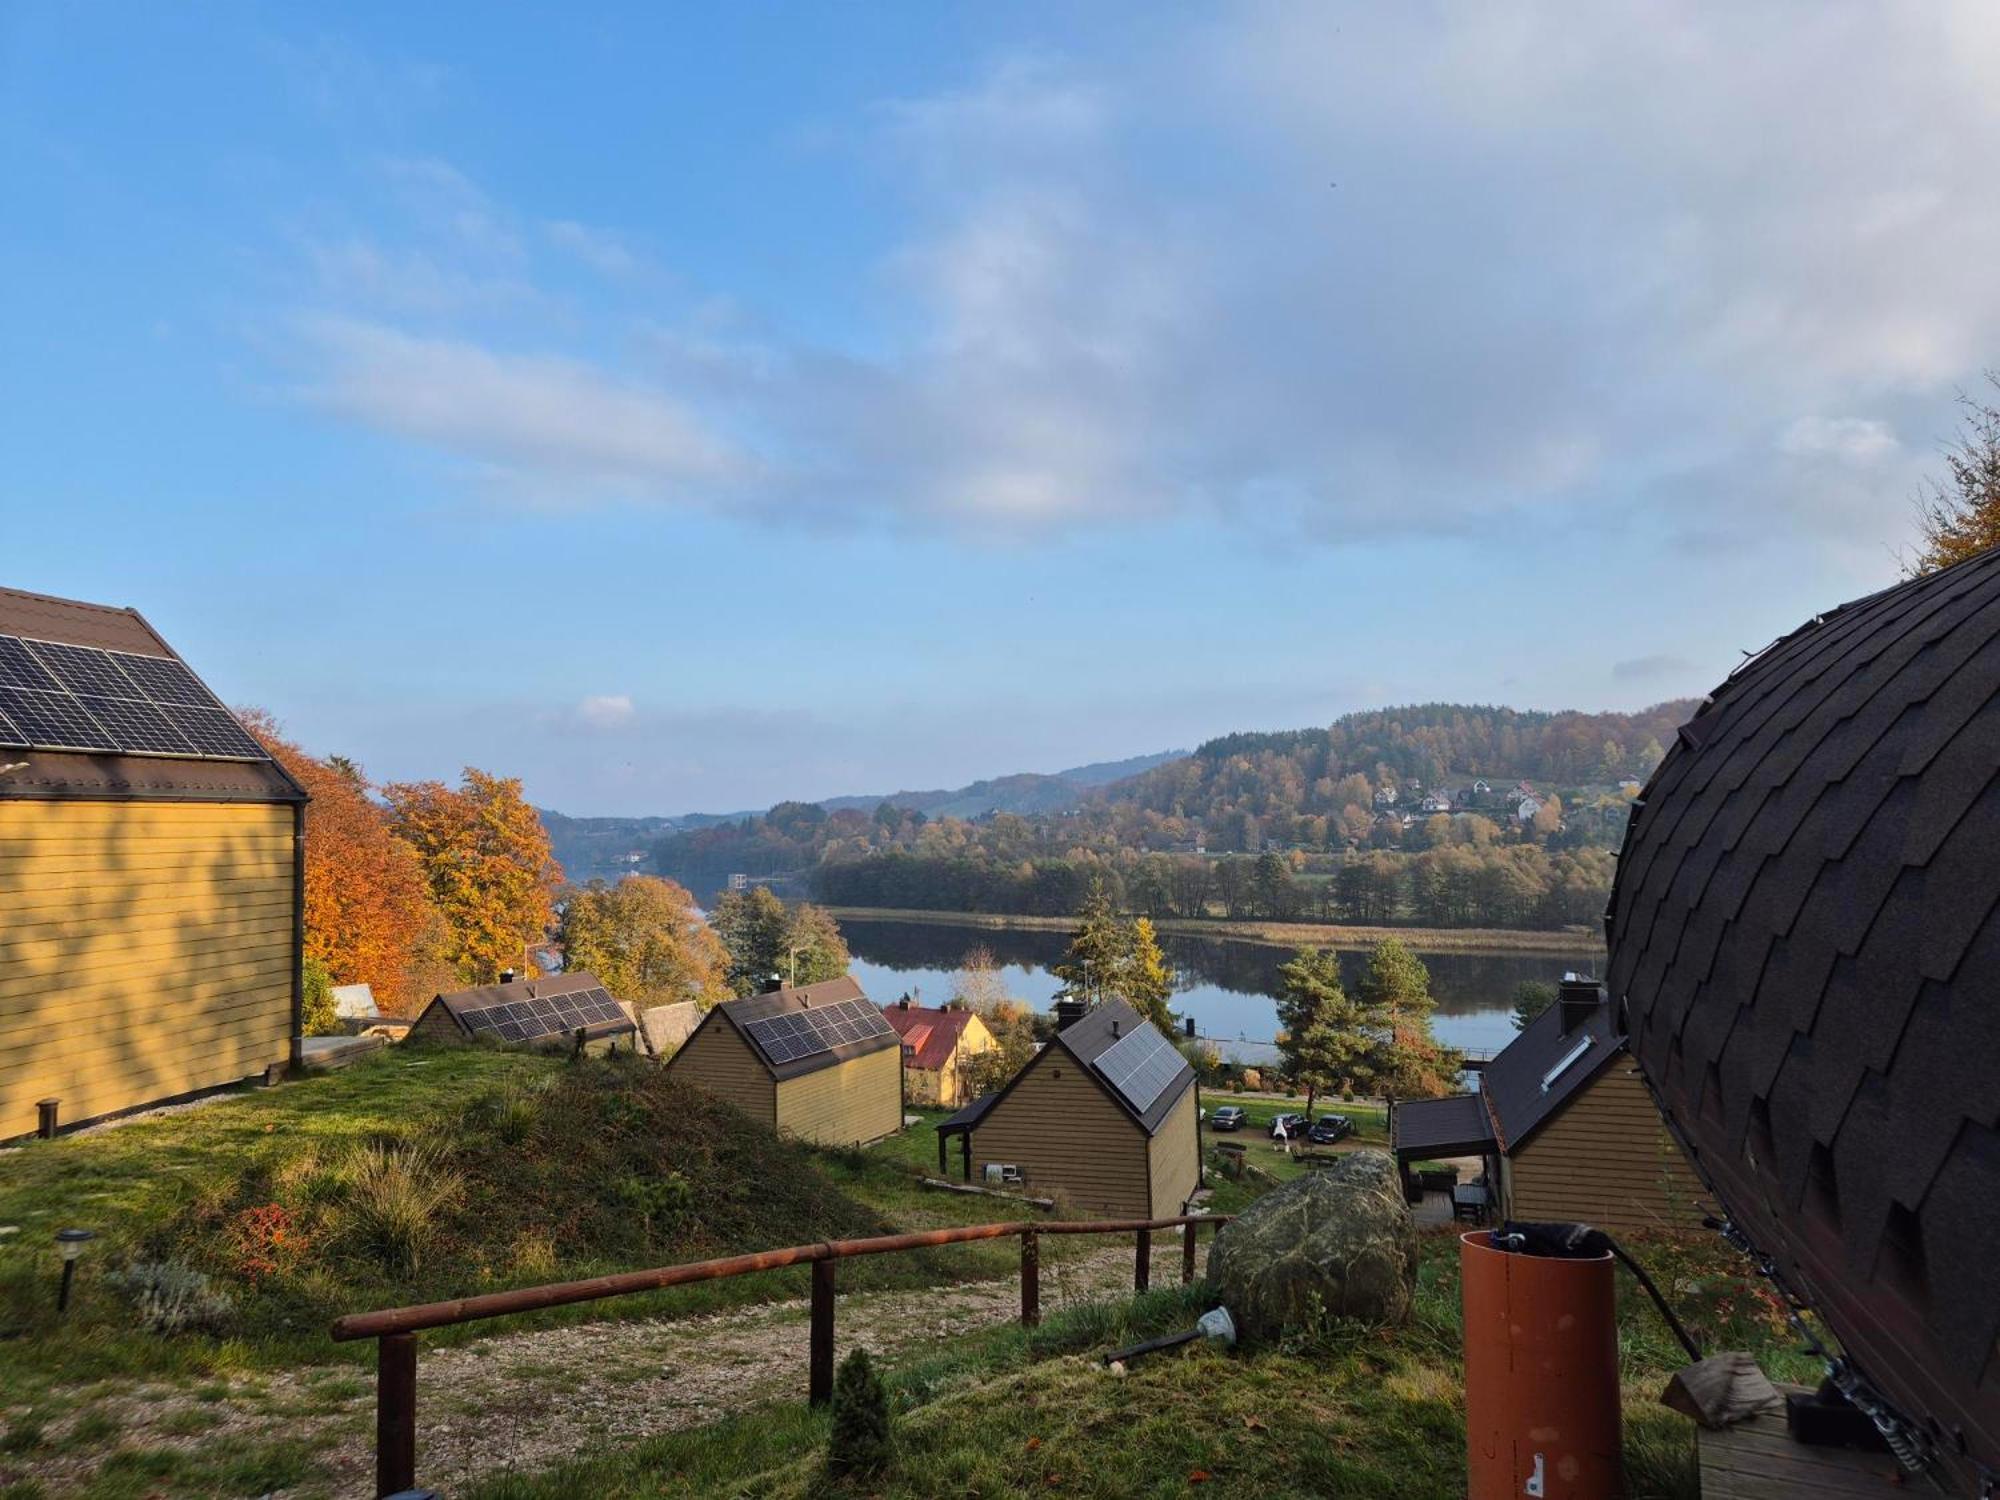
[243,711,437,1015]
[383,768,564,986]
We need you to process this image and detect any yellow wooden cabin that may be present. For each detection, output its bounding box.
[1391,977,1705,1234]
[407,971,639,1053]
[937,998,1201,1219]
[0,586,305,1142]
[666,976,903,1147]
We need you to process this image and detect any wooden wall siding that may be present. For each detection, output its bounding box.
[669,1018,776,1127]
[1506,1062,1708,1234]
[776,1046,902,1146]
[973,1049,1151,1217]
[407,1004,461,1043]
[1146,1086,1201,1217]
[0,800,295,1139]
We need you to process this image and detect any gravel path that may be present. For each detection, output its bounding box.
[6,1238,1204,1498]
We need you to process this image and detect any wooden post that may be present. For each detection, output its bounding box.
[376,1332,417,1499]
[809,1258,836,1407]
[1135,1227,1151,1292]
[1182,1221,1198,1285]
[1020,1230,1040,1327]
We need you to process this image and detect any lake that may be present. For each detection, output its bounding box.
[840,915,1602,1065]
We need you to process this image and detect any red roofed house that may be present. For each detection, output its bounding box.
[882,998,997,1109]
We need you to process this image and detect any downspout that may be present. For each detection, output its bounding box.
[289,799,306,1070]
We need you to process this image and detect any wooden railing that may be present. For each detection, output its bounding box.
[331,1212,1230,1497]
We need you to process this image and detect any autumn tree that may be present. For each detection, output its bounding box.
[559,875,729,1008]
[242,712,439,1014]
[959,998,1038,1098]
[384,768,562,986]
[1354,938,1460,1100]
[1908,374,2000,576]
[1275,948,1369,1121]
[1051,891,1179,1034]
[948,945,1015,1013]
[708,886,850,997]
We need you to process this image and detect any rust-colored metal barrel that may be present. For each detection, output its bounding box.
[1461,1230,1622,1499]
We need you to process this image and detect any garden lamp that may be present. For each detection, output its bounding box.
[55,1227,95,1313]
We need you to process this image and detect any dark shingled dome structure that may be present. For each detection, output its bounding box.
[1607,549,2000,1491]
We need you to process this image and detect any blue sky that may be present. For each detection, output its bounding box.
[6,4,1998,814]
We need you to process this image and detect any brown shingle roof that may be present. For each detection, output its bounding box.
[1607,545,2000,1490]
[0,584,302,804]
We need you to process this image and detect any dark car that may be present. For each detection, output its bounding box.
[1307,1114,1355,1145]
[1209,1105,1247,1132]
[1269,1112,1310,1140]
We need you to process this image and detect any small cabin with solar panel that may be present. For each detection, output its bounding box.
[407,972,638,1053]
[936,997,1200,1219]
[665,976,903,1147]
[0,585,307,1142]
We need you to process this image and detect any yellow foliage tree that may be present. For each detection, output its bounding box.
[384,768,562,986]
[559,875,729,1007]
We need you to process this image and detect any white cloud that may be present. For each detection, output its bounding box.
[1778,416,1900,463]
[544,219,641,277]
[276,12,2000,549]
[299,317,743,501]
[575,694,636,729]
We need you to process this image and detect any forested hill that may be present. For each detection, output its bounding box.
[1122,702,1695,832]
[647,701,1700,929]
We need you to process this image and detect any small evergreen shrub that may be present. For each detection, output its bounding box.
[301,957,339,1037]
[105,1260,235,1335]
[826,1346,893,1481]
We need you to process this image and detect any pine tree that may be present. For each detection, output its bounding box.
[1354,938,1460,1100]
[1274,948,1366,1118]
[826,1346,893,1480]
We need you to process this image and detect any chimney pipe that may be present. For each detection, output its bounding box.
[500,968,517,985]
[1558,973,1600,1035]
[1055,997,1087,1031]
[762,974,785,994]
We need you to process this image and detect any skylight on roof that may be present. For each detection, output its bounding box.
[1540,1034,1593,1093]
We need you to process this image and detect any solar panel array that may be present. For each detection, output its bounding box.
[1092,1022,1187,1114]
[0,633,267,761]
[457,985,626,1043]
[744,998,896,1066]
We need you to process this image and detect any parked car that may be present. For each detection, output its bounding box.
[1209,1105,1247,1132]
[1269,1112,1310,1140]
[1307,1114,1355,1145]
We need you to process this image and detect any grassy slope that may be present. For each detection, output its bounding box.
[0,1046,1025,1406]
[827,908,1603,955]
[470,1229,1814,1500]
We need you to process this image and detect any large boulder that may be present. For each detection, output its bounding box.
[1205,1150,1418,1338]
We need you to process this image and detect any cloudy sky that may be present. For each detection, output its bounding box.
[6,4,1998,814]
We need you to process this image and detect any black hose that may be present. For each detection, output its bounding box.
[1604,1238,1703,1363]
[1496,1219,1704,1364]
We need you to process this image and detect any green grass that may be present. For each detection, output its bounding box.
[0,1045,1051,1407]
[465,1229,1811,1499]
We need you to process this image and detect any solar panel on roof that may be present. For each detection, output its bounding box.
[110,652,222,708]
[0,687,110,751]
[0,637,61,691]
[24,640,143,698]
[0,632,270,762]
[1093,1023,1185,1114]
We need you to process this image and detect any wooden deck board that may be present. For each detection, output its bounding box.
[1697,1386,1925,1498]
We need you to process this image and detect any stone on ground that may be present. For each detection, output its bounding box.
[1205,1149,1417,1338]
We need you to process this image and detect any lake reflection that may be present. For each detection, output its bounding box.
[841,916,1601,1064]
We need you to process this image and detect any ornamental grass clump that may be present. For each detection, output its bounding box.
[337,1142,463,1276]
[825,1346,894,1482]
